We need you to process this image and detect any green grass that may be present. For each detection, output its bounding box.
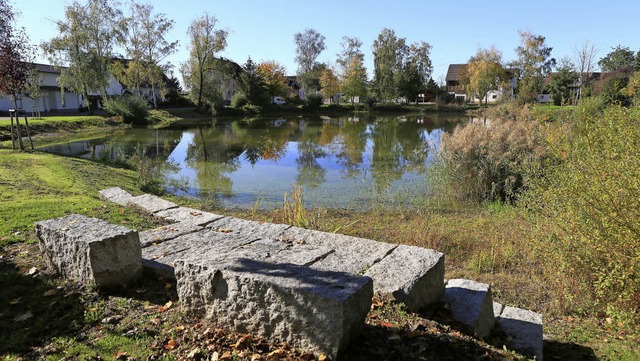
[0,149,159,245]
[0,115,107,127]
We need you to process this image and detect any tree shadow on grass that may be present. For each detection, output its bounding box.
[0,246,85,355]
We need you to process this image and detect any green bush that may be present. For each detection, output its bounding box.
[231,91,249,108]
[439,119,547,203]
[524,105,640,320]
[304,93,323,108]
[102,95,149,125]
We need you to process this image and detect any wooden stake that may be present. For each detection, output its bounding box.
[23,112,34,150]
[14,111,24,151]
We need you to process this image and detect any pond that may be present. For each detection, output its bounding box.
[41,113,465,210]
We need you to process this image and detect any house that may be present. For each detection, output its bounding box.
[445,64,517,104]
[445,64,468,101]
[0,63,84,113]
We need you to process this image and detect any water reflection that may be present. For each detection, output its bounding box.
[40,114,463,209]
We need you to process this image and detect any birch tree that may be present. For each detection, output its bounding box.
[294,28,326,92]
[574,40,597,102]
[182,13,228,110]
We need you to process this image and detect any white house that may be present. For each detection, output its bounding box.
[0,63,84,113]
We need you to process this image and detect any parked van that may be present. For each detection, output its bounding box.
[272,96,287,105]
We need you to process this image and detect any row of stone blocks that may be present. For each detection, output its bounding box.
[33,187,543,360]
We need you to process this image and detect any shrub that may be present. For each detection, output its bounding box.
[102,95,149,125]
[304,93,324,108]
[231,91,249,108]
[524,105,640,320]
[439,118,547,203]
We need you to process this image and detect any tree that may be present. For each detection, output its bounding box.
[341,54,368,103]
[238,57,268,105]
[598,45,636,72]
[126,2,178,108]
[0,0,35,149]
[372,28,405,102]
[397,41,433,103]
[43,0,122,114]
[336,36,363,78]
[320,67,340,103]
[511,30,555,103]
[182,13,228,109]
[26,68,45,118]
[294,28,326,92]
[574,40,598,102]
[549,57,577,106]
[257,60,288,98]
[464,46,505,106]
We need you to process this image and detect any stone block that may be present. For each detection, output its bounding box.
[35,214,141,288]
[98,187,133,206]
[280,226,396,274]
[497,306,543,361]
[127,194,178,213]
[207,217,291,240]
[175,256,373,359]
[364,245,444,311]
[155,207,223,226]
[139,222,202,247]
[443,279,495,339]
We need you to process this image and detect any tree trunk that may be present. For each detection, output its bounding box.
[12,96,24,150]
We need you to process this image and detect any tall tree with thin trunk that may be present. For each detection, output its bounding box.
[129,2,178,108]
[511,30,555,103]
[463,46,505,106]
[182,13,228,110]
[372,28,405,102]
[337,36,363,78]
[0,0,35,149]
[320,67,340,103]
[43,0,121,114]
[341,54,368,103]
[574,40,598,102]
[294,28,326,92]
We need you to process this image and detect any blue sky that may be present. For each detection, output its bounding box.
[12,0,640,84]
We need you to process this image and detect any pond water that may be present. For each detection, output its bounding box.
[41,113,465,209]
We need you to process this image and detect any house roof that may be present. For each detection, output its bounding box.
[33,63,61,74]
[446,64,467,82]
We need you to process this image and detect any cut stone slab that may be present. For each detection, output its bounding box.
[443,279,494,339]
[228,239,334,266]
[364,245,444,311]
[175,256,373,359]
[279,226,397,274]
[155,207,223,226]
[139,222,202,247]
[126,194,178,213]
[35,214,141,288]
[98,187,133,206]
[497,306,543,361]
[207,217,291,240]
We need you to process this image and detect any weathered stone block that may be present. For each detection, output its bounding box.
[98,187,133,206]
[126,194,178,213]
[35,214,141,288]
[139,222,202,247]
[443,279,495,339]
[497,306,543,361]
[175,256,373,359]
[207,217,291,240]
[155,207,223,226]
[280,226,396,274]
[364,245,444,311]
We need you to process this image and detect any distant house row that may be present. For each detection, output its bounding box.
[446,63,601,104]
[0,62,175,113]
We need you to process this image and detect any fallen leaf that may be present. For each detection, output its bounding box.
[118,209,125,214]
[159,300,173,312]
[165,283,173,290]
[378,321,395,328]
[114,351,129,360]
[220,351,233,360]
[174,325,185,332]
[186,347,201,358]
[164,339,178,350]
[251,354,263,361]
[233,334,253,350]
[317,354,328,361]
[266,349,285,361]
[25,267,38,276]
[10,298,21,305]
[211,351,219,361]
[14,311,33,322]
[371,298,384,309]
[44,289,58,297]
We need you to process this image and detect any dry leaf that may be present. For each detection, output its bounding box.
[317,354,328,361]
[211,351,219,361]
[233,334,253,350]
[186,347,201,358]
[159,300,173,312]
[10,298,21,305]
[44,289,58,297]
[220,351,233,360]
[266,349,285,361]
[14,311,33,322]
[164,339,178,350]
[114,351,129,360]
[25,267,38,276]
